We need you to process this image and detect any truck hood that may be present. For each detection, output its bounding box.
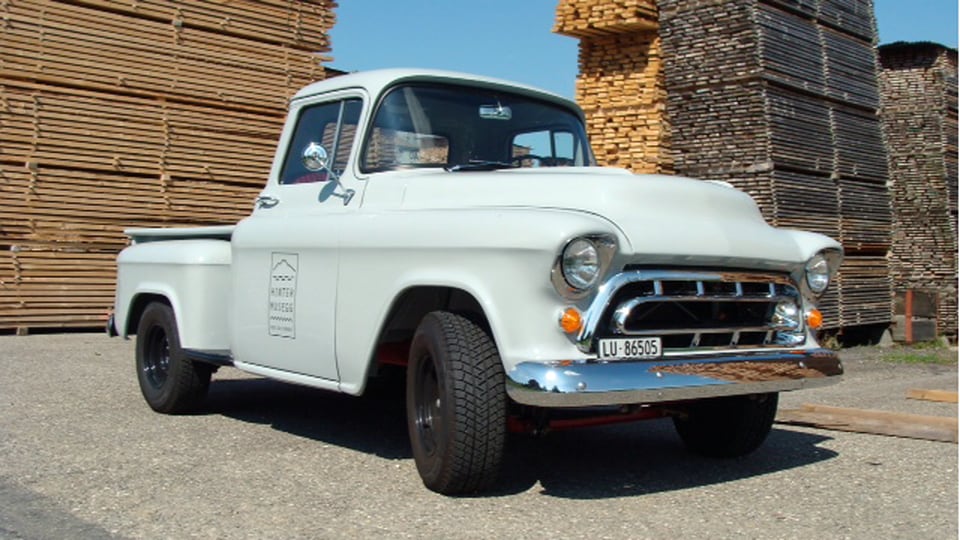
[383,167,837,265]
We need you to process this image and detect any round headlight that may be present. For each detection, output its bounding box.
[561,238,600,290]
[805,253,830,294]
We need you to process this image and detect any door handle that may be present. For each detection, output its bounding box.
[255,195,280,209]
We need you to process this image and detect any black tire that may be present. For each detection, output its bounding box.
[135,302,211,414]
[406,311,506,495]
[673,393,779,458]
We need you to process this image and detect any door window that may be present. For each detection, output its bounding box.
[280,99,362,185]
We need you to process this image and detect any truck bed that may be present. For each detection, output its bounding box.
[125,225,235,244]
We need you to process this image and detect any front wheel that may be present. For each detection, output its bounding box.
[673,393,778,458]
[135,302,211,414]
[406,311,506,495]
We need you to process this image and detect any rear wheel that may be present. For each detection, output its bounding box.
[673,393,778,458]
[135,302,211,414]
[406,311,506,494]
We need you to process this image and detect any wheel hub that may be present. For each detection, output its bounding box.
[415,357,443,454]
[143,327,171,389]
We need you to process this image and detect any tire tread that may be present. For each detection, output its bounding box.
[408,311,506,494]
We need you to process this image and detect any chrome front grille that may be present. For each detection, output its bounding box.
[580,270,805,353]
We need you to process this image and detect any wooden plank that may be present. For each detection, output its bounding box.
[907,389,959,404]
[777,404,958,443]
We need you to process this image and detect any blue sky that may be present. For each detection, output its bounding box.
[329,1,958,98]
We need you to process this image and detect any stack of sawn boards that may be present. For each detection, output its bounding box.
[879,43,959,339]
[555,0,672,174]
[556,0,893,331]
[0,0,335,332]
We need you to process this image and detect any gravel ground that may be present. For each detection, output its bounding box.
[0,334,956,539]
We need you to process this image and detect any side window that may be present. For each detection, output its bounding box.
[280,99,362,185]
[512,129,580,166]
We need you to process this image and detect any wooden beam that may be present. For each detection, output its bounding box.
[776,404,958,443]
[907,389,959,404]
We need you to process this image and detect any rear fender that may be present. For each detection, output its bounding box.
[115,239,232,350]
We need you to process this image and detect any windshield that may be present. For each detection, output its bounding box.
[360,83,595,173]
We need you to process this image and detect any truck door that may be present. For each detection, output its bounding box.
[231,94,364,381]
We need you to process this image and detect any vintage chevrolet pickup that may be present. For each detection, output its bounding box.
[110,69,843,494]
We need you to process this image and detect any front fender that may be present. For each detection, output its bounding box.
[783,230,843,261]
[334,207,621,393]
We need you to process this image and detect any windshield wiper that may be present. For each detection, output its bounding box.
[444,160,515,172]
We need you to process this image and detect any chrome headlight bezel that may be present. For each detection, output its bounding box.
[552,235,617,299]
[803,249,842,297]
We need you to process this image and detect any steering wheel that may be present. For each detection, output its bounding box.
[537,157,576,167]
[510,154,545,167]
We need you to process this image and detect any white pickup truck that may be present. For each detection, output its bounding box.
[110,69,843,494]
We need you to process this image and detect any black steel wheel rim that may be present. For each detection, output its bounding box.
[414,354,443,455]
[143,326,171,389]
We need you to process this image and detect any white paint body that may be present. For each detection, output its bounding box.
[113,69,841,399]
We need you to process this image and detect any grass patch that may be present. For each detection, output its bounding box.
[883,343,957,365]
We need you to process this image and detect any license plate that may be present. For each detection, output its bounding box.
[598,337,662,360]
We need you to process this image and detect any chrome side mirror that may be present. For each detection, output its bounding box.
[302,142,329,172]
[301,141,353,205]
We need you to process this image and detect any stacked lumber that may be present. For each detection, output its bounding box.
[574,32,672,173]
[1,0,328,110]
[1,82,281,186]
[0,0,336,332]
[0,247,119,329]
[657,0,891,329]
[556,3,669,174]
[836,255,892,325]
[554,0,659,37]
[555,0,897,330]
[879,43,959,339]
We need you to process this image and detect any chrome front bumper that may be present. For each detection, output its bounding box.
[505,348,842,408]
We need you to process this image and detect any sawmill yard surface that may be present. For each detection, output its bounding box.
[0,334,956,539]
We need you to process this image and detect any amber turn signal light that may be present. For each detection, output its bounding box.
[806,308,823,329]
[559,307,583,334]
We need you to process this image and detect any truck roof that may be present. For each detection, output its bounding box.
[291,68,582,119]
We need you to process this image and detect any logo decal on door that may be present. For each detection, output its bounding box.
[268,253,298,338]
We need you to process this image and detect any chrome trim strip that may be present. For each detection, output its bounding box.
[621,294,793,303]
[506,348,842,408]
[611,325,792,337]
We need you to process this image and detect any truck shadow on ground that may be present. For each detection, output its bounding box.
[496,423,837,499]
[205,377,838,499]
[206,376,411,459]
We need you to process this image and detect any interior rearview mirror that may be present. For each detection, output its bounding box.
[479,104,512,121]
